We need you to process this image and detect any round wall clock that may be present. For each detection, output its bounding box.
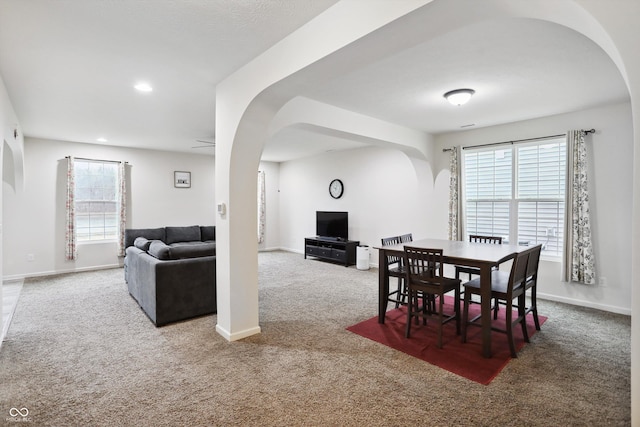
[329,179,344,199]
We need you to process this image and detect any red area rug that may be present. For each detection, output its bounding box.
[346,296,545,384]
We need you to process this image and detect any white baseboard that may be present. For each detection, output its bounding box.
[537,292,630,316]
[258,247,282,252]
[2,263,122,282]
[278,246,302,254]
[215,324,261,341]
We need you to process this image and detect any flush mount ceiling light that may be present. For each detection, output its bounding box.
[97,137,108,143]
[134,82,153,92]
[444,88,475,106]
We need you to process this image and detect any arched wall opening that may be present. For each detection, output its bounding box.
[215,2,637,420]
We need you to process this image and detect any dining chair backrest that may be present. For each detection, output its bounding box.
[526,244,542,283]
[399,233,413,243]
[469,234,503,244]
[403,246,443,281]
[524,244,543,331]
[381,235,403,266]
[507,249,531,298]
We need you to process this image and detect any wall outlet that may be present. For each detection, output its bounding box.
[599,276,608,287]
[26,254,35,262]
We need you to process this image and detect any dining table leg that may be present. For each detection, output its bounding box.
[480,265,493,358]
[378,248,389,323]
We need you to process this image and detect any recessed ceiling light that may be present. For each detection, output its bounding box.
[97,137,108,142]
[134,82,153,92]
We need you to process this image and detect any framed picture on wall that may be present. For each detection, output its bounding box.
[174,171,191,188]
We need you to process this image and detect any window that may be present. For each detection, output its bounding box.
[74,159,119,241]
[462,137,566,258]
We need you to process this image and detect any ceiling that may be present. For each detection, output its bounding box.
[0,1,630,162]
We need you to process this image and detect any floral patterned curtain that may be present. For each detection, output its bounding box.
[447,147,461,241]
[563,130,596,284]
[117,162,127,257]
[258,170,266,244]
[65,156,77,260]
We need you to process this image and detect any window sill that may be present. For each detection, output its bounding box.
[78,239,117,245]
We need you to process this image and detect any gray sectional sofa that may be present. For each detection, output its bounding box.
[123,225,216,326]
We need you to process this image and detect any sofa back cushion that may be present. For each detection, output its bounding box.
[169,242,216,259]
[200,226,215,242]
[146,241,216,260]
[165,226,201,244]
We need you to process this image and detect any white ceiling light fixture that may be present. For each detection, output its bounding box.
[444,88,475,106]
[134,82,153,93]
[97,137,108,142]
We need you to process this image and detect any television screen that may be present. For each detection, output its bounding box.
[316,211,348,240]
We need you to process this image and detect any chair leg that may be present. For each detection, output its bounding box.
[437,292,444,348]
[402,278,408,306]
[518,294,529,343]
[454,287,461,335]
[395,277,402,308]
[531,286,541,331]
[461,290,470,343]
[505,301,517,358]
[405,290,413,338]
[493,297,499,319]
[532,309,540,331]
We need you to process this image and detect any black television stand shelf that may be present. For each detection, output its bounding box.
[304,237,360,267]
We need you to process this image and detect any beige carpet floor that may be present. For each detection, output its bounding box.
[0,251,631,426]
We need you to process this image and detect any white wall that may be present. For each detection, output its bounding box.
[2,138,217,279]
[433,101,633,314]
[277,101,632,315]
[2,139,284,279]
[278,146,443,263]
[0,74,24,340]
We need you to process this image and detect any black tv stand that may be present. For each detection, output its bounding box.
[316,236,343,242]
[304,237,359,267]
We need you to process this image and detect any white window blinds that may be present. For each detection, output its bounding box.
[463,137,566,257]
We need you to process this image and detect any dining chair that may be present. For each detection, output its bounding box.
[403,246,461,348]
[461,249,531,358]
[455,234,503,280]
[399,233,413,243]
[524,244,543,331]
[455,235,503,315]
[490,244,543,323]
[397,233,438,313]
[381,235,407,308]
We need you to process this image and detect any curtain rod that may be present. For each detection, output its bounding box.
[442,128,595,152]
[65,156,129,165]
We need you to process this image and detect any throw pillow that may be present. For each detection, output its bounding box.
[133,237,151,251]
[148,240,171,260]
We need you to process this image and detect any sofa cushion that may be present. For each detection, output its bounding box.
[165,226,201,245]
[169,242,216,259]
[134,237,152,251]
[148,240,171,260]
[200,226,215,242]
[124,227,166,249]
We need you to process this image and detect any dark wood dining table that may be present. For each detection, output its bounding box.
[376,238,527,358]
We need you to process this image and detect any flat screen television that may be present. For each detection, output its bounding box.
[316,211,348,241]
